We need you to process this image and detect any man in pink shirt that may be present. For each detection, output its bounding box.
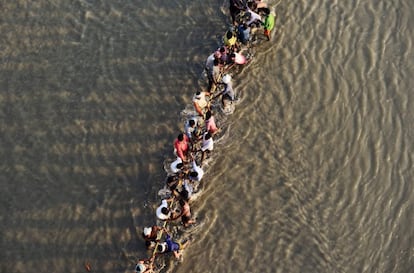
[174,133,190,162]
[205,110,220,136]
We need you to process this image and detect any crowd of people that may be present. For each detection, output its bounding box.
[134,1,275,272]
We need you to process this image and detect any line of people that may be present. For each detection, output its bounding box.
[134,1,276,272]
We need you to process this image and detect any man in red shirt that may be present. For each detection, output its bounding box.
[174,133,190,162]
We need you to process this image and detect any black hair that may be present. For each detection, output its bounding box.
[178,133,184,141]
[166,175,178,189]
[205,110,212,120]
[180,189,190,201]
[204,132,211,140]
[226,30,233,39]
[189,119,196,126]
[161,207,169,215]
[166,175,175,183]
[190,171,198,178]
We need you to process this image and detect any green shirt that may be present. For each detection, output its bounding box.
[264,14,275,30]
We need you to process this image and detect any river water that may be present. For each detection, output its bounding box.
[1,0,413,273]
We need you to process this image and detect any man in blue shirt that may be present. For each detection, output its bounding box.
[157,233,191,259]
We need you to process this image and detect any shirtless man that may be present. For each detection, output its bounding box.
[176,199,196,227]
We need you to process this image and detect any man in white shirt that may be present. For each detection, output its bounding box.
[189,160,204,182]
[200,132,214,165]
[246,9,262,27]
[156,198,174,221]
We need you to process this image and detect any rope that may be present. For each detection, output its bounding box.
[147,197,178,270]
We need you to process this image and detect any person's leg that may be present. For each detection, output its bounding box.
[200,150,206,165]
[264,29,270,41]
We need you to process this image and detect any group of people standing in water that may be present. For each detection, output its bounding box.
[134,1,275,272]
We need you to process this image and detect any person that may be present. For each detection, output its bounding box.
[208,58,222,93]
[237,22,250,45]
[224,52,247,72]
[134,256,154,273]
[205,52,215,73]
[170,157,184,174]
[157,233,191,259]
[192,90,211,118]
[213,74,236,108]
[205,53,216,90]
[165,175,182,198]
[218,46,229,65]
[184,116,202,143]
[176,199,196,227]
[200,132,214,165]
[205,110,220,136]
[247,0,268,12]
[156,198,174,221]
[223,29,239,52]
[188,160,204,182]
[184,118,196,140]
[254,0,269,13]
[245,8,262,27]
[262,8,275,41]
[174,133,190,162]
[180,179,194,201]
[142,225,165,249]
[229,0,247,25]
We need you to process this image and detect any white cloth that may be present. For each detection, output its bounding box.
[246,9,262,26]
[223,82,235,101]
[170,157,183,173]
[183,180,193,199]
[190,161,204,181]
[201,133,214,152]
[184,117,198,139]
[156,199,170,220]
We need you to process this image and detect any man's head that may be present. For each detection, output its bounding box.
[194,91,202,99]
[135,263,146,273]
[157,242,168,253]
[205,110,212,120]
[161,207,170,215]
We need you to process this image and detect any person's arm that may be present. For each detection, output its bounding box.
[173,251,181,259]
[223,62,236,73]
[193,101,203,117]
[211,90,224,100]
[176,146,185,161]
